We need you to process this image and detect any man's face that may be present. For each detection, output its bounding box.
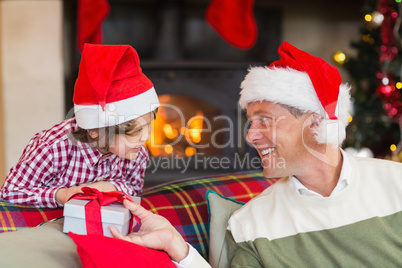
[246,101,311,178]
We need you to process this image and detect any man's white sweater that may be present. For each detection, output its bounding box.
[227,153,402,267]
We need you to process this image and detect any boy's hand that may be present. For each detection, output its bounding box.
[80,181,117,192]
[56,181,117,206]
[109,199,189,263]
[55,185,85,205]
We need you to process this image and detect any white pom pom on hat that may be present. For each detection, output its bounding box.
[239,41,351,146]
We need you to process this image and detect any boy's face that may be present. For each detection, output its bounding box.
[108,112,153,160]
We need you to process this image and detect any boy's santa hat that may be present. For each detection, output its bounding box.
[74,43,159,129]
[239,41,351,146]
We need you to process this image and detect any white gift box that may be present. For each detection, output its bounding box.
[63,196,140,237]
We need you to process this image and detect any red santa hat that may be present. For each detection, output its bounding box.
[239,41,351,146]
[73,43,159,129]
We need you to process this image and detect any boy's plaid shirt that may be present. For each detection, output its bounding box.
[0,118,148,208]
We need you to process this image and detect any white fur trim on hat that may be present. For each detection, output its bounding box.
[239,66,351,146]
[74,87,160,129]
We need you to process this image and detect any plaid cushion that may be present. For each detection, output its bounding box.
[0,201,63,232]
[139,171,279,259]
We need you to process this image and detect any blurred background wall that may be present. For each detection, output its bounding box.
[0,0,364,186]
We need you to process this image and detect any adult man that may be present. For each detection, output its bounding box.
[110,41,402,267]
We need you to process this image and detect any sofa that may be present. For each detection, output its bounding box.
[0,170,279,267]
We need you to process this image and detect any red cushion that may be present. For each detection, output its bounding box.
[69,232,175,268]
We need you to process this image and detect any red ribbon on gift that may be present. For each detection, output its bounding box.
[68,187,134,235]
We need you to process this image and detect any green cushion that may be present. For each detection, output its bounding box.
[207,190,244,268]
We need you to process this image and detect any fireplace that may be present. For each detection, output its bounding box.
[63,0,282,186]
[142,62,262,185]
[146,94,224,158]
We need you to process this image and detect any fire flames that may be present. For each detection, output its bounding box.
[145,96,205,157]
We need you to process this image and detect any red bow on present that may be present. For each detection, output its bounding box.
[68,187,134,236]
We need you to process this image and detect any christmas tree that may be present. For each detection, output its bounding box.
[341,0,402,161]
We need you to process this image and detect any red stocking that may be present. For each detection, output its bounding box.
[206,0,257,49]
[77,0,110,52]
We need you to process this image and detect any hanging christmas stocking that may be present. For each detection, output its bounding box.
[206,0,257,49]
[77,0,110,52]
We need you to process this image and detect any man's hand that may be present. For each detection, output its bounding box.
[109,199,189,263]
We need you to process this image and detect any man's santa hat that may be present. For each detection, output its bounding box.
[239,41,351,146]
[73,43,159,129]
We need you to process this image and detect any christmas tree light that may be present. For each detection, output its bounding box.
[343,0,401,160]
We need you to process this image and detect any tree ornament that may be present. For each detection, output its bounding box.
[343,0,401,157]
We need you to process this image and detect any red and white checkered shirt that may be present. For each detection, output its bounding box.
[0,118,149,208]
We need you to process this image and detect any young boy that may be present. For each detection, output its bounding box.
[0,44,159,208]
